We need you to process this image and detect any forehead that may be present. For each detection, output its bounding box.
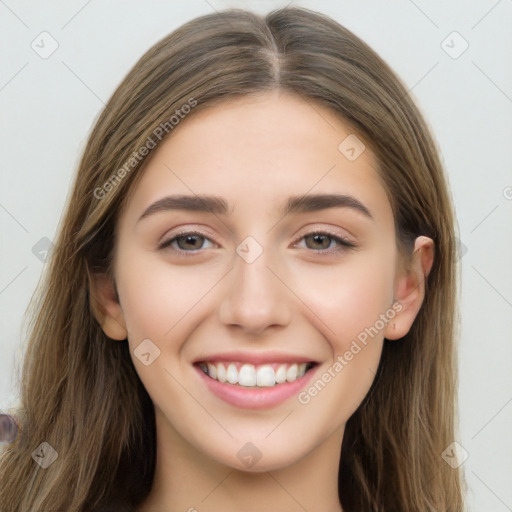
[120,91,392,227]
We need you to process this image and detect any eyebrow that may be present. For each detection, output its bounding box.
[137,193,373,222]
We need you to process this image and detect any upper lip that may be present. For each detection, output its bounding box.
[194,351,317,365]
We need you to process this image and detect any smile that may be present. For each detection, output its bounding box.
[194,352,320,409]
[197,361,316,387]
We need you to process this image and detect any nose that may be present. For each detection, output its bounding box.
[218,246,292,336]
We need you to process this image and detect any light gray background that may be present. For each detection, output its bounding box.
[1,1,511,510]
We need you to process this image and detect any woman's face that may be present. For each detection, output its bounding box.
[108,91,407,471]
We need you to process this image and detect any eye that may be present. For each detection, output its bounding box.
[295,231,356,254]
[158,229,356,257]
[158,231,216,254]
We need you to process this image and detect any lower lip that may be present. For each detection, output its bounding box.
[195,365,318,410]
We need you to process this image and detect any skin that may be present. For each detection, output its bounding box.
[92,91,433,512]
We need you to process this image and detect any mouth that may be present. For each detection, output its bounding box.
[195,361,317,387]
[193,355,319,410]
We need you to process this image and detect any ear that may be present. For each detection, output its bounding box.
[88,268,128,341]
[384,236,434,340]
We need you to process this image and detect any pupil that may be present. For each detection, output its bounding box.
[311,234,328,249]
[180,235,202,249]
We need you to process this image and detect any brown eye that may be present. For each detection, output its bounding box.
[158,231,216,253]
[175,234,206,250]
[304,233,333,250]
[296,231,356,254]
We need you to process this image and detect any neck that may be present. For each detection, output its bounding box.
[137,410,344,512]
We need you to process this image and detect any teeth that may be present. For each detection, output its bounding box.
[217,363,226,383]
[275,364,287,384]
[256,365,275,387]
[200,361,312,387]
[286,363,298,382]
[238,364,257,386]
[226,363,238,384]
[207,363,217,380]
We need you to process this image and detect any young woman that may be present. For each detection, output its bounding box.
[0,7,465,511]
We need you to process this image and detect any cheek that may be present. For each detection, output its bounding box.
[116,252,223,342]
[289,252,396,351]
[291,266,392,427]
[288,252,395,413]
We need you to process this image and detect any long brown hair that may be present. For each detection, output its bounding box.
[0,7,464,511]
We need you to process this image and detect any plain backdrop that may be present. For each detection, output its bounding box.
[1,1,511,510]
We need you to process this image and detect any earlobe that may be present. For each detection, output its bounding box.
[88,269,128,341]
[384,236,434,341]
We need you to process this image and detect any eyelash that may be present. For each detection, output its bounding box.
[158,230,357,257]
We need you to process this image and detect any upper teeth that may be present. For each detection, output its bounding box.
[199,362,309,387]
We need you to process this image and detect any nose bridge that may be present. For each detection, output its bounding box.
[218,236,292,334]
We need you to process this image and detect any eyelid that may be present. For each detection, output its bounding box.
[292,223,356,244]
[291,229,357,252]
[157,228,218,251]
[158,226,357,258]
